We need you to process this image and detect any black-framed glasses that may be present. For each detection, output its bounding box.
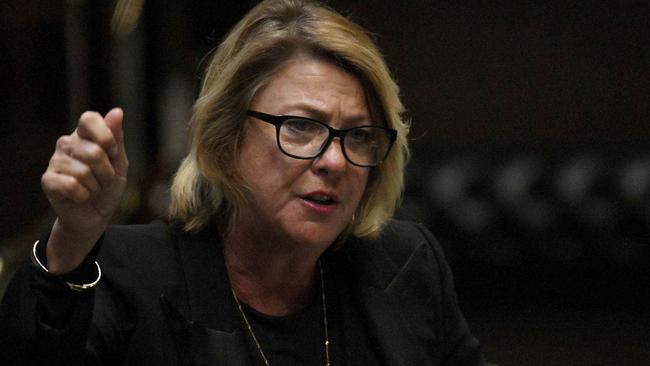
[247,110,397,167]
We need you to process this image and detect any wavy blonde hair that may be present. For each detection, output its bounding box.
[169,0,409,239]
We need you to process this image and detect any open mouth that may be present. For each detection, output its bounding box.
[301,194,337,205]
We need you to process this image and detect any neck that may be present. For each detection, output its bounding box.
[223,227,326,316]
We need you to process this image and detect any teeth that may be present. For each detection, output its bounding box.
[308,194,333,203]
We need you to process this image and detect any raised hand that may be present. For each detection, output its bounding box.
[41,108,128,274]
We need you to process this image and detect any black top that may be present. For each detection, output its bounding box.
[237,260,382,366]
[0,220,487,365]
[240,297,327,366]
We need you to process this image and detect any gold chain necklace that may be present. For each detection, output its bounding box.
[230,260,331,366]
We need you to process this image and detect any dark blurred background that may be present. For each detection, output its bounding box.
[1,1,649,364]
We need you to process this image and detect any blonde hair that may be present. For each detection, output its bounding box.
[169,0,410,239]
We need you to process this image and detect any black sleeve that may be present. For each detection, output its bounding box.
[415,223,489,366]
[0,232,103,366]
[34,231,104,328]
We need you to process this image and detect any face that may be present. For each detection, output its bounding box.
[234,56,371,251]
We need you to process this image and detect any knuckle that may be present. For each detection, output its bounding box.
[61,175,78,193]
[40,171,53,188]
[56,135,70,149]
[62,177,87,202]
[77,164,93,181]
[79,111,100,124]
[77,112,103,137]
[77,112,115,147]
[48,153,57,166]
[85,144,105,162]
[99,137,116,151]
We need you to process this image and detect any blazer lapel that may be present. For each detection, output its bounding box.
[359,286,419,366]
[160,294,253,366]
[339,237,440,366]
[163,223,253,366]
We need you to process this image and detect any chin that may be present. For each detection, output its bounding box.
[289,222,345,249]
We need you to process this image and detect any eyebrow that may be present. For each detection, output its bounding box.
[282,104,372,126]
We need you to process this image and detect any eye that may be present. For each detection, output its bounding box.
[283,119,321,135]
[348,127,374,143]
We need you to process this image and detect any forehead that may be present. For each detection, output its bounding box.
[251,56,370,119]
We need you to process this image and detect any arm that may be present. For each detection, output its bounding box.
[415,223,488,366]
[0,108,128,364]
[0,253,99,365]
[42,108,128,273]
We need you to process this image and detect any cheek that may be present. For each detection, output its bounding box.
[349,170,370,207]
[240,143,304,205]
[239,128,282,184]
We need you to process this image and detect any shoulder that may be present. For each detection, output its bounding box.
[340,219,449,290]
[103,221,174,243]
[98,221,185,285]
[100,221,176,259]
[375,219,440,250]
[362,219,445,270]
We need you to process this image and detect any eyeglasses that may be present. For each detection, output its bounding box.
[247,110,397,167]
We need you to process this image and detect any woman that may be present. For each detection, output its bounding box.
[0,0,487,365]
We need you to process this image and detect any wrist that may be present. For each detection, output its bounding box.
[32,239,102,291]
[46,219,105,274]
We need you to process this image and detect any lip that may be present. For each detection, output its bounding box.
[302,190,340,202]
[300,190,340,215]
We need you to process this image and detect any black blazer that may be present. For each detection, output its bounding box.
[0,220,486,366]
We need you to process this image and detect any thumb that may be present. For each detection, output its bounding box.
[104,107,128,174]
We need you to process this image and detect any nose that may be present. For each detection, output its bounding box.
[312,138,347,175]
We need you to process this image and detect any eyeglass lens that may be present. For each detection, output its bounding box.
[279,118,391,166]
